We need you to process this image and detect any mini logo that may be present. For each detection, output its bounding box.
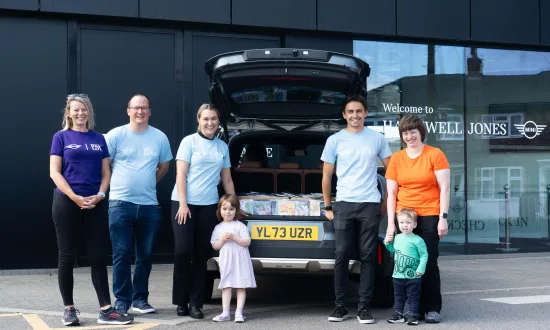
[65,144,81,149]
[514,121,546,139]
[338,148,352,157]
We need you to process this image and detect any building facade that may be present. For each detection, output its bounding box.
[2,0,550,269]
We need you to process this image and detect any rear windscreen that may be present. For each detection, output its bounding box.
[231,86,347,105]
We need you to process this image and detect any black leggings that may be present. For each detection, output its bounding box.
[171,201,217,307]
[52,191,111,307]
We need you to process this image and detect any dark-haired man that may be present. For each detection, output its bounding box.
[321,95,392,324]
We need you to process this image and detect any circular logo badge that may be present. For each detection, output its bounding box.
[522,121,538,139]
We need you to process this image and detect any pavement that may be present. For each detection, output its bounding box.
[1,252,550,329]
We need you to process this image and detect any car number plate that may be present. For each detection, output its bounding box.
[250,225,319,241]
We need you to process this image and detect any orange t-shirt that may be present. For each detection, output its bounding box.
[385,145,449,216]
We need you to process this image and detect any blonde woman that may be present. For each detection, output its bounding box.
[170,104,242,319]
[49,94,134,326]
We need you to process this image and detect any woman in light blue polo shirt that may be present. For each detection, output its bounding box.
[170,103,240,319]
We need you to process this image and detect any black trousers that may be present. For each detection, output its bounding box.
[396,215,442,314]
[333,202,381,309]
[171,201,218,307]
[393,278,422,315]
[52,191,111,307]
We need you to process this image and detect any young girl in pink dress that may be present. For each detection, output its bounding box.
[210,194,257,323]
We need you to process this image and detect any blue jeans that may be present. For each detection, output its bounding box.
[108,200,161,307]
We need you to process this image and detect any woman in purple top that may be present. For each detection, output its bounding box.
[49,94,133,327]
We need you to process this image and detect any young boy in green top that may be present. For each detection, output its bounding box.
[384,208,428,325]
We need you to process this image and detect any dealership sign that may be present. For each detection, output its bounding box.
[514,121,547,139]
[382,120,546,139]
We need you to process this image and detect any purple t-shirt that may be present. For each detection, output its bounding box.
[50,129,110,197]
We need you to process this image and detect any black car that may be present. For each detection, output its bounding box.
[203,48,394,308]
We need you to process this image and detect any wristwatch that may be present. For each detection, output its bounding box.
[324,205,333,211]
[440,213,448,219]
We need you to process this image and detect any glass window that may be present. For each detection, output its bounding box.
[466,47,550,252]
[353,40,428,155]
[231,86,347,105]
[354,39,550,254]
[354,41,466,254]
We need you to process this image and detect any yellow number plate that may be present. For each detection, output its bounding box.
[250,225,319,241]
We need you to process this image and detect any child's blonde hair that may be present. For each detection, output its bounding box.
[216,194,243,221]
[397,208,418,223]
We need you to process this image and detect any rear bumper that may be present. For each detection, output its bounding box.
[207,257,362,275]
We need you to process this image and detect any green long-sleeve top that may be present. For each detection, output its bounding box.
[384,233,428,279]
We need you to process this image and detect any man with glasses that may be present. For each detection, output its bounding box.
[104,94,173,316]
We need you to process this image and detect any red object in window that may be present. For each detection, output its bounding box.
[377,244,382,265]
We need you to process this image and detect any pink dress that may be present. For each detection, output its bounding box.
[210,221,257,289]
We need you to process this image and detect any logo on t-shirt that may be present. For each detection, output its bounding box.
[393,250,420,279]
[65,144,82,150]
[338,148,352,157]
[192,149,223,160]
[120,146,137,155]
[338,146,376,158]
[90,144,102,151]
[143,146,158,157]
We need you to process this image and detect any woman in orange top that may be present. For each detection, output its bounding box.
[385,114,450,324]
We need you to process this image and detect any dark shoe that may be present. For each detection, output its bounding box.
[328,305,349,322]
[387,311,405,324]
[97,307,134,325]
[62,307,80,326]
[115,303,129,316]
[189,306,204,319]
[177,305,189,316]
[131,301,155,314]
[407,313,419,325]
[357,306,375,324]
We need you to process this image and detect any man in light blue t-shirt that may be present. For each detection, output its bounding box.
[321,95,392,324]
[104,94,173,316]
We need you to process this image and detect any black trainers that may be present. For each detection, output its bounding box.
[387,311,405,323]
[407,313,419,325]
[97,307,134,325]
[328,305,349,322]
[357,306,375,324]
[62,307,80,326]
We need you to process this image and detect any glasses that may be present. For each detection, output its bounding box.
[129,106,151,111]
[67,93,89,99]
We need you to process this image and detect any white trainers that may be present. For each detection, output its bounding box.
[234,314,246,323]
[213,314,231,322]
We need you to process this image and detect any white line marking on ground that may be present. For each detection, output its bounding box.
[481,295,550,305]
[442,285,550,295]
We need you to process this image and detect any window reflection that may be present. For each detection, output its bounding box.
[353,39,550,254]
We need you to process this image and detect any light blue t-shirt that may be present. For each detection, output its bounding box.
[105,124,173,205]
[321,128,392,203]
[170,133,231,205]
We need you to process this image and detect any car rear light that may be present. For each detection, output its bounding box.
[377,243,382,265]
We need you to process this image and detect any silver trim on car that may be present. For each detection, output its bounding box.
[207,257,361,274]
